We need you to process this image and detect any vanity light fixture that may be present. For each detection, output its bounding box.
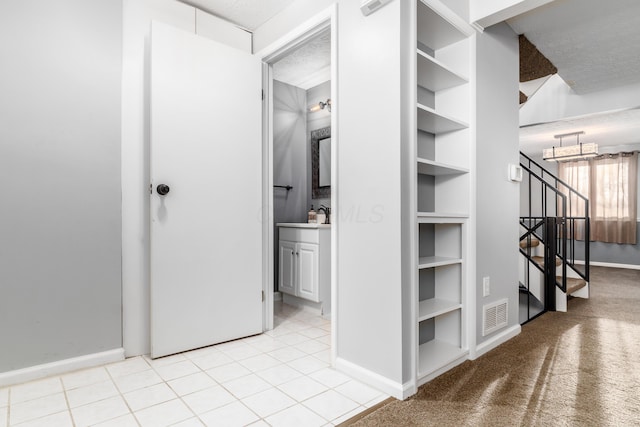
[309,99,331,113]
[542,131,598,162]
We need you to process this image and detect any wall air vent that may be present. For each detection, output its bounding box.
[483,299,508,336]
[361,0,393,16]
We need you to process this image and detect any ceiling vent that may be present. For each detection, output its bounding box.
[361,0,393,16]
[483,299,508,336]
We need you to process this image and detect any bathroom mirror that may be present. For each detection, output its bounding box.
[311,126,331,199]
[319,137,331,187]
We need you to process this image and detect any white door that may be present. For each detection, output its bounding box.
[297,243,319,302]
[279,241,296,296]
[150,22,263,358]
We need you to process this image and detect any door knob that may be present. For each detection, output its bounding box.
[157,184,170,196]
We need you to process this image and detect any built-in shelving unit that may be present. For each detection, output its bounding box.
[414,0,473,386]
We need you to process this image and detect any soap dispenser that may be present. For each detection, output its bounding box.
[308,205,317,223]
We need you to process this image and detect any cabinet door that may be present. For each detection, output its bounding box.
[297,243,319,302]
[279,241,296,296]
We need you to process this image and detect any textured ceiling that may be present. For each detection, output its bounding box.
[519,108,640,155]
[508,0,640,94]
[178,0,295,31]
[272,29,331,90]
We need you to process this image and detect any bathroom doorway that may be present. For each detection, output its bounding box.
[261,12,337,362]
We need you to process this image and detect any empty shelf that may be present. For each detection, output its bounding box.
[417,0,472,50]
[418,256,462,269]
[417,49,468,92]
[417,212,468,223]
[417,158,468,176]
[417,104,468,134]
[418,299,461,322]
[418,340,467,379]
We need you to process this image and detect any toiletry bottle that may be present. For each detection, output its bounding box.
[308,205,317,223]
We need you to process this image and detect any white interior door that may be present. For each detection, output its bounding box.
[150,22,263,358]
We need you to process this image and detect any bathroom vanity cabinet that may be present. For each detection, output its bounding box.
[277,223,331,315]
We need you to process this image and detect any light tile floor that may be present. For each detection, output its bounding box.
[0,302,387,427]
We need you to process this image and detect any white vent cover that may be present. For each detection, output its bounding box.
[361,0,393,16]
[483,299,508,336]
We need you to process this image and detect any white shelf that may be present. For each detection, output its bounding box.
[417,340,467,379]
[418,299,461,322]
[417,0,473,51]
[417,157,468,176]
[417,104,468,134]
[417,212,468,222]
[417,49,468,92]
[418,256,462,269]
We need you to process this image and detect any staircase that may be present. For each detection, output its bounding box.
[519,153,590,323]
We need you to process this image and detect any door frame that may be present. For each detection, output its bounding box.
[257,4,338,364]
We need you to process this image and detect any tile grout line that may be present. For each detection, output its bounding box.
[140,357,210,426]
[6,388,10,427]
[165,357,232,427]
[146,351,264,427]
[60,376,77,427]
[105,361,143,427]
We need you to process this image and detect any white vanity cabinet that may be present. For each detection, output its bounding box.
[277,223,331,314]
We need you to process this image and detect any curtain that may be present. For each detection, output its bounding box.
[558,159,590,240]
[559,152,637,244]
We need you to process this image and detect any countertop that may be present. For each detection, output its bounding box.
[276,222,331,229]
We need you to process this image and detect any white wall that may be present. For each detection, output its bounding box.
[475,23,521,344]
[256,0,407,393]
[273,80,308,224]
[0,0,123,371]
[273,80,308,288]
[336,0,405,386]
[121,0,252,356]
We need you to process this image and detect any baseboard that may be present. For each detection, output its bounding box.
[574,260,640,270]
[472,324,521,359]
[0,348,125,388]
[273,291,283,301]
[335,357,414,400]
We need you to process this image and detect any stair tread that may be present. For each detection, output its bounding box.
[519,238,540,249]
[556,276,587,294]
[532,255,562,267]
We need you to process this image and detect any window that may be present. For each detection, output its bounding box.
[559,152,638,244]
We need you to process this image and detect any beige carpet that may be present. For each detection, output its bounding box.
[342,266,640,426]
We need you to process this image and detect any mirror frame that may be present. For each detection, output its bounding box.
[311,126,331,199]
